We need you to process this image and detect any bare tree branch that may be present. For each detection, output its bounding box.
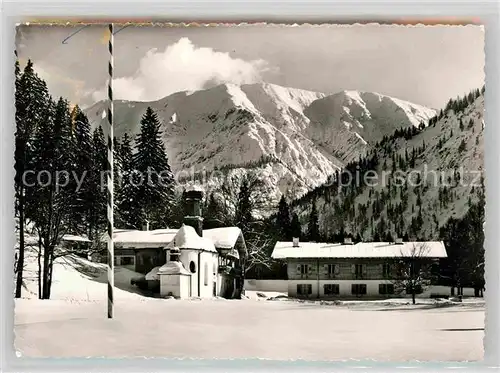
[390,243,436,304]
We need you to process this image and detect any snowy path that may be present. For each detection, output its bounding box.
[15,299,483,361]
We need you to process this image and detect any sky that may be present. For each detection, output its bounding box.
[16,24,484,109]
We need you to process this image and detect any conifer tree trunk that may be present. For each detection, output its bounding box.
[15,188,25,298]
[41,185,55,299]
[42,239,50,299]
[37,237,42,299]
[47,252,54,299]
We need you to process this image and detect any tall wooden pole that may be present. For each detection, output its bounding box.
[107,23,114,319]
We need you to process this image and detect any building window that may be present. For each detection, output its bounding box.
[382,263,391,278]
[297,264,309,277]
[379,284,395,295]
[326,264,340,277]
[114,256,135,266]
[324,284,339,295]
[351,284,367,296]
[121,256,134,266]
[189,261,197,273]
[204,263,208,286]
[297,284,312,295]
[353,264,365,279]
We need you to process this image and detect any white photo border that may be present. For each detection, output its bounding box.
[1,0,498,371]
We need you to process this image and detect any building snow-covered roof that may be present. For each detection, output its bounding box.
[204,227,247,258]
[167,225,217,253]
[145,266,161,281]
[62,234,91,243]
[107,226,244,254]
[271,241,447,259]
[110,229,178,247]
[158,261,191,275]
[203,227,242,249]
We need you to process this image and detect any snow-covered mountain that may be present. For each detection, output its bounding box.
[304,91,436,162]
[86,83,436,201]
[292,91,484,240]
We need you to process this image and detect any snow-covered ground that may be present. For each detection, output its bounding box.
[14,245,484,361]
[19,246,146,302]
[15,296,484,361]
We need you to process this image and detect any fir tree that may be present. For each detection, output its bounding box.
[307,199,320,242]
[52,97,75,192]
[25,96,57,298]
[88,126,107,241]
[116,133,139,228]
[235,178,253,232]
[203,192,226,229]
[69,105,93,234]
[290,212,302,239]
[14,59,50,298]
[276,195,292,240]
[132,107,175,228]
[440,197,485,296]
[354,233,363,243]
[119,133,134,171]
[113,136,122,206]
[458,138,467,152]
[27,96,75,299]
[383,232,394,242]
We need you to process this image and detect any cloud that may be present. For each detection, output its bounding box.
[92,37,272,103]
[31,64,85,105]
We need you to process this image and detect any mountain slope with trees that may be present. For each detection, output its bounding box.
[291,87,484,242]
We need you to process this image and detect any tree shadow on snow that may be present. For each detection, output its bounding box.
[56,255,146,296]
[366,302,480,311]
[439,328,484,332]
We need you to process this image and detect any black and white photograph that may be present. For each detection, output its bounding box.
[13,22,485,361]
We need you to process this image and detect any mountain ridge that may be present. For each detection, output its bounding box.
[85,82,437,200]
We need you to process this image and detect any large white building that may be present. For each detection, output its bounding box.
[272,238,447,299]
[103,188,247,299]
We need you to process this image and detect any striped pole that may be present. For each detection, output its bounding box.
[107,23,114,319]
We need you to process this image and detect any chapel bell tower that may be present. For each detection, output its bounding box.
[183,187,204,237]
